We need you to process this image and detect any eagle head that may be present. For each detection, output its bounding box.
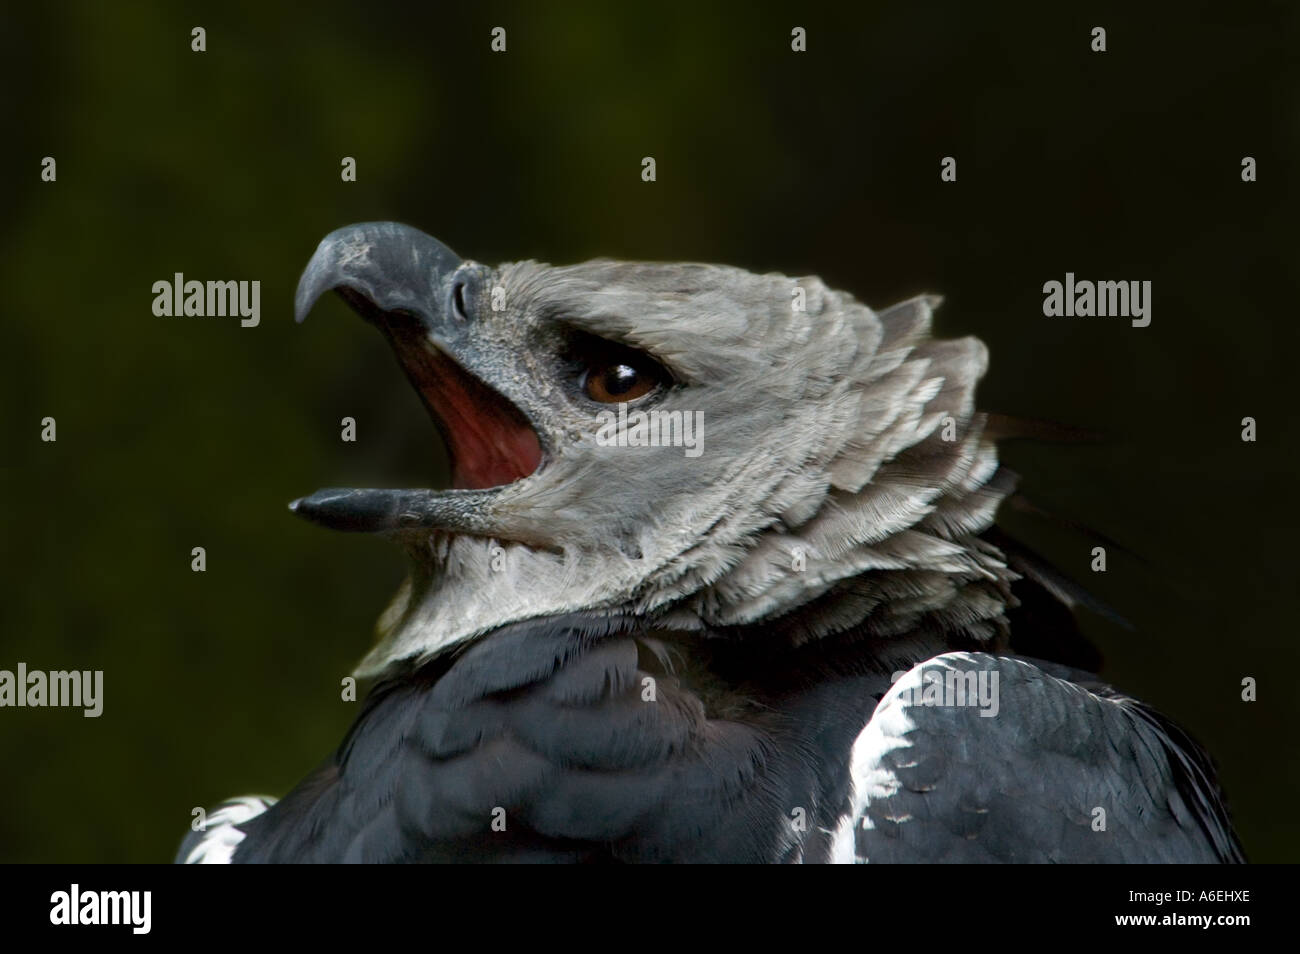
[293,222,1011,676]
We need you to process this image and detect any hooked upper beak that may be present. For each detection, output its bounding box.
[290,222,542,533]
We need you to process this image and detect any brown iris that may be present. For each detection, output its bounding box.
[584,360,659,403]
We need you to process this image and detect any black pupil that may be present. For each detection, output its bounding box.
[603,364,640,395]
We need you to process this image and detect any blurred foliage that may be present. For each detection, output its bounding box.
[1,0,1296,862]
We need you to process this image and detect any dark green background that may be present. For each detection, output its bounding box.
[2,1,1295,862]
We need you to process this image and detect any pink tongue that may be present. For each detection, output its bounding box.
[405,345,541,491]
[438,383,543,490]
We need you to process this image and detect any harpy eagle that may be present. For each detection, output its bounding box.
[180,222,1243,863]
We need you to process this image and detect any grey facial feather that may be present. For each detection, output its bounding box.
[359,261,1010,676]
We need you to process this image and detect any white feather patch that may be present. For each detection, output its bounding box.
[185,796,276,865]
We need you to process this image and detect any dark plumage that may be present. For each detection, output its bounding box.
[178,223,1242,864]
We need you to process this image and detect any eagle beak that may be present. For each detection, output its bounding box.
[293,221,463,328]
[290,222,542,534]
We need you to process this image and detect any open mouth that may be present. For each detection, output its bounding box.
[338,288,543,493]
[290,222,544,533]
[290,290,543,534]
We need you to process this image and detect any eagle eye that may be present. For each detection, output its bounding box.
[584,361,659,403]
[567,330,670,404]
